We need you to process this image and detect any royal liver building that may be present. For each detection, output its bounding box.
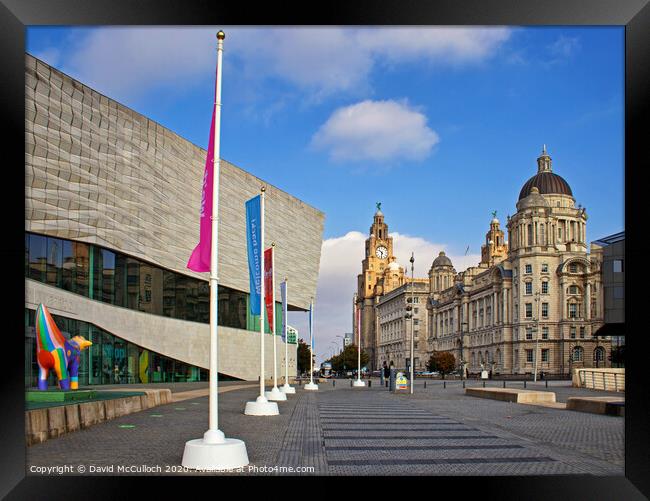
[359,147,611,376]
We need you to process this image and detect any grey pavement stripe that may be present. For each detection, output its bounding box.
[321,427,477,431]
[325,444,524,450]
[328,457,556,465]
[323,435,499,439]
[320,421,462,425]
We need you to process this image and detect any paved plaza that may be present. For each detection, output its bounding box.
[26,380,624,476]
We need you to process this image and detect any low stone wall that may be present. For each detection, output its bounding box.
[572,368,625,392]
[465,387,556,404]
[25,389,172,446]
[566,396,625,416]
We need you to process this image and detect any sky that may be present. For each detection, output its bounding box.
[26,26,624,365]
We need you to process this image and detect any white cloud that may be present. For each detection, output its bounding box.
[289,230,480,364]
[39,26,511,103]
[311,99,440,162]
[548,35,581,58]
[357,27,512,65]
[62,27,216,100]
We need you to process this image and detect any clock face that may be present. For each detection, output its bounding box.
[376,246,388,259]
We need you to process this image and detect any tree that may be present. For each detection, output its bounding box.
[427,351,456,378]
[297,339,312,375]
[328,345,369,374]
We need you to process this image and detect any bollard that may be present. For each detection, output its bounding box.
[462,381,466,389]
[385,380,388,388]
[299,378,302,386]
[350,379,353,387]
[503,381,506,388]
[482,380,486,388]
[424,381,427,389]
[443,381,446,389]
[332,379,335,388]
[524,380,527,389]
[545,380,548,388]
[368,380,372,388]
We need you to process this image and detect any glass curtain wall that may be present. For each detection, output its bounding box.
[26,231,291,336]
[24,308,209,388]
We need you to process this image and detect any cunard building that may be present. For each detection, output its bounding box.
[356,147,612,375]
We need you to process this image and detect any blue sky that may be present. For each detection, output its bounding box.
[26,26,624,363]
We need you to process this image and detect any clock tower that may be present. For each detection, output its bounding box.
[355,204,404,370]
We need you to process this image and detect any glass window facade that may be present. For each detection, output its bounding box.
[25,308,210,388]
[25,232,290,337]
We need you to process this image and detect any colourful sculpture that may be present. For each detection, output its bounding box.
[35,304,92,390]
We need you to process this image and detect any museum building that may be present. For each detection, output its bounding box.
[25,54,324,387]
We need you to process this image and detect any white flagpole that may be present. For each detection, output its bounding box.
[285,279,288,384]
[183,31,248,469]
[244,187,278,415]
[353,297,365,386]
[259,188,266,398]
[281,278,295,394]
[305,297,318,390]
[266,243,286,401]
[206,29,224,441]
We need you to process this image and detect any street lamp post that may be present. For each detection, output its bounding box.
[409,253,415,394]
[336,335,345,376]
[461,321,468,380]
[533,291,541,382]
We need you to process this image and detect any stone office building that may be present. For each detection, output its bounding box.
[25,54,324,387]
[357,147,612,375]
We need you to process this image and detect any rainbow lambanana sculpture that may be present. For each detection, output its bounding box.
[35,304,92,390]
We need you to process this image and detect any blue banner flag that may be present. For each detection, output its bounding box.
[309,301,313,349]
[280,281,287,342]
[245,195,262,315]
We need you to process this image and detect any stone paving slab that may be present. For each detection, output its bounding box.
[25,383,624,476]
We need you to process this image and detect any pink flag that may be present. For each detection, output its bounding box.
[187,109,216,272]
[264,247,274,333]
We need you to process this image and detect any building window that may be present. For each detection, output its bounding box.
[541,263,548,273]
[572,346,584,362]
[613,286,624,300]
[541,349,549,362]
[525,303,533,318]
[568,285,579,295]
[526,327,533,340]
[541,303,548,318]
[525,264,532,274]
[613,260,623,273]
[594,347,605,363]
[569,263,578,273]
[414,319,419,325]
[580,326,585,339]
[568,303,578,318]
[542,281,549,294]
[542,326,549,340]
[570,326,576,339]
[526,349,534,362]
[525,282,532,295]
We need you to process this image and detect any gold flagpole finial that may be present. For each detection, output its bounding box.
[261,186,266,193]
[272,242,276,247]
[217,31,225,40]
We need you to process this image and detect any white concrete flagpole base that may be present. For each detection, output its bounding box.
[181,429,249,470]
[353,379,366,387]
[265,386,287,401]
[304,382,319,391]
[244,395,279,416]
[280,384,296,394]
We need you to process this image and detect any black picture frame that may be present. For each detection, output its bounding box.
[2,1,648,498]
